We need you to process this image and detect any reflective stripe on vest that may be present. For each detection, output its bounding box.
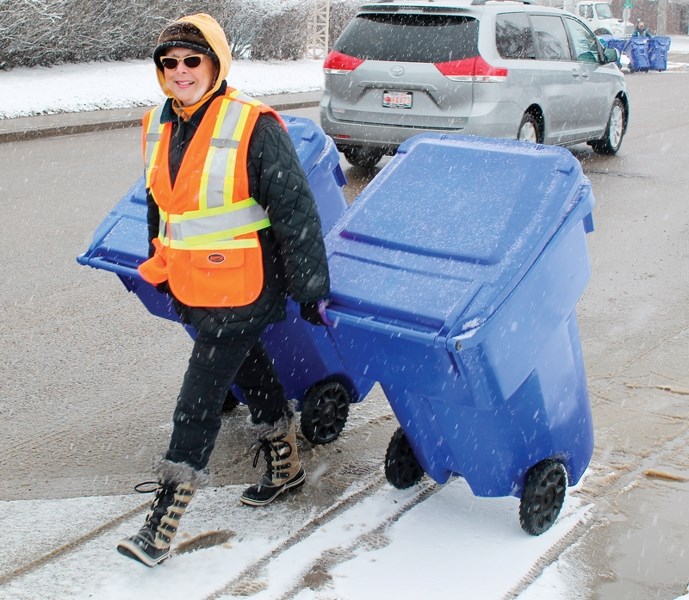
[144,105,165,189]
[158,199,271,250]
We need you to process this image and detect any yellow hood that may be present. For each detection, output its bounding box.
[155,13,232,103]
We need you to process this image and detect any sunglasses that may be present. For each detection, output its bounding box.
[160,54,205,70]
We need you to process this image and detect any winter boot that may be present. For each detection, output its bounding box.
[240,416,305,506]
[116,480,196,567]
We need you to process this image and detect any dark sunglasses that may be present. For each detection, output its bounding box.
[160,54,205,70]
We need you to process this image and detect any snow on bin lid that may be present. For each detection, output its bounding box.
[326,134,593,334]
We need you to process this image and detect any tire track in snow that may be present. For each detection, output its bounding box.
[0,500,149,587]
[205,477,438,599]
[0,404,398,588]
[275,479,440,600]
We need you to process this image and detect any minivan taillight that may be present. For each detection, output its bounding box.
[323,50,364,75]
[434,56,508,82]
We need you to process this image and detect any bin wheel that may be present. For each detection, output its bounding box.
[385,427,425,489]
[590,98,626,156]
[300,381,350,445]
[222,389,241,413]
[519,459,567,536]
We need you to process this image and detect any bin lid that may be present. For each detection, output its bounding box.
[326,134,593,335]
[283,115,326,175]
[76,178,149,276]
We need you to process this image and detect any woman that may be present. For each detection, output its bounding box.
[117,13,330,567]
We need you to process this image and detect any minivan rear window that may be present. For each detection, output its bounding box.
[333,14,479,63]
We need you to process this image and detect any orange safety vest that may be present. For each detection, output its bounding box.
[138,89,285,308]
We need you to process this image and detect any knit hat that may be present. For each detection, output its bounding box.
[153,21,218,70]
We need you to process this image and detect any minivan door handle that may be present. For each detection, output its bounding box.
[571,68,581,78]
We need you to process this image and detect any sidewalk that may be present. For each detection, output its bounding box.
[0,90,322,143]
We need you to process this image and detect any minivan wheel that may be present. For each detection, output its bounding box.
[342,146,385,168]
[590,98,625,155]
[517,113,542,144]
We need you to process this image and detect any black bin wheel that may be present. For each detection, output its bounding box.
[300,381,350,445]
[385,427,425,489]
[519,459,567,536]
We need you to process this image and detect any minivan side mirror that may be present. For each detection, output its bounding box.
[603,47,619,64]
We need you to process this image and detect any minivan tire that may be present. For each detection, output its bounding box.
[343,146,385,168]
[590,98,625,155]
[517,113,542,144]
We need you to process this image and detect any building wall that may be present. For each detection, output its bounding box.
[611,0,689,34]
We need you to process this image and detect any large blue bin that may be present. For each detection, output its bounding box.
[78,115,374,444]
[648,36,671,71]
[628,37,651,71]
[324,135,595,508]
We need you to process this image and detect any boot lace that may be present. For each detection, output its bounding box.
[252,433,293,482]
[133,481,176,529]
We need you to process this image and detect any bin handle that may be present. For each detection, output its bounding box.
[79,255,142,280]
[325,307,442,347]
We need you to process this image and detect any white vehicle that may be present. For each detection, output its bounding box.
[566,0,629,36]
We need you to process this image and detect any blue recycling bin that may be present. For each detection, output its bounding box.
[648,36,671,71]
[628,37,651,71]
[601,36,630,67]
[324,134,595,532]
[78,115,374,444]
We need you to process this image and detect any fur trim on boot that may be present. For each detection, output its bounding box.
[243,402,298,440]
[153,457,210,488]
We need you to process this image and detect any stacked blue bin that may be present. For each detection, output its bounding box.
[77,115,374,444]
[628,37,651,71]
[648,36,672,71]
[324,134,595,534]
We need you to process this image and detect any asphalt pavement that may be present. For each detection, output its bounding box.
[0,90,322,143]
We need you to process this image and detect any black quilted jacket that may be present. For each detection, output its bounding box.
[146,85,331,329]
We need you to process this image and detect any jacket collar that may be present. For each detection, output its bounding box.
[160,80,228,125]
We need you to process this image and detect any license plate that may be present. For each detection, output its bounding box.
[382,90,413,109]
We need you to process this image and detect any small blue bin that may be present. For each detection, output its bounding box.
[601,36,630,66]
[324,135,595,509]
[648,36,671,71]
[78,115,373,444]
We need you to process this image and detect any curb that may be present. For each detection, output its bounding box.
[0,91,322,144]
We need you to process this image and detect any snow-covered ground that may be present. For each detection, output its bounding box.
[0,58,325,119]
[1,39,689,600]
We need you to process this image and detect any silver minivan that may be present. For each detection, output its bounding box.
[320,0,628,167]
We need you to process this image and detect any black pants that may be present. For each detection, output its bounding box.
[165,309,289,471]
